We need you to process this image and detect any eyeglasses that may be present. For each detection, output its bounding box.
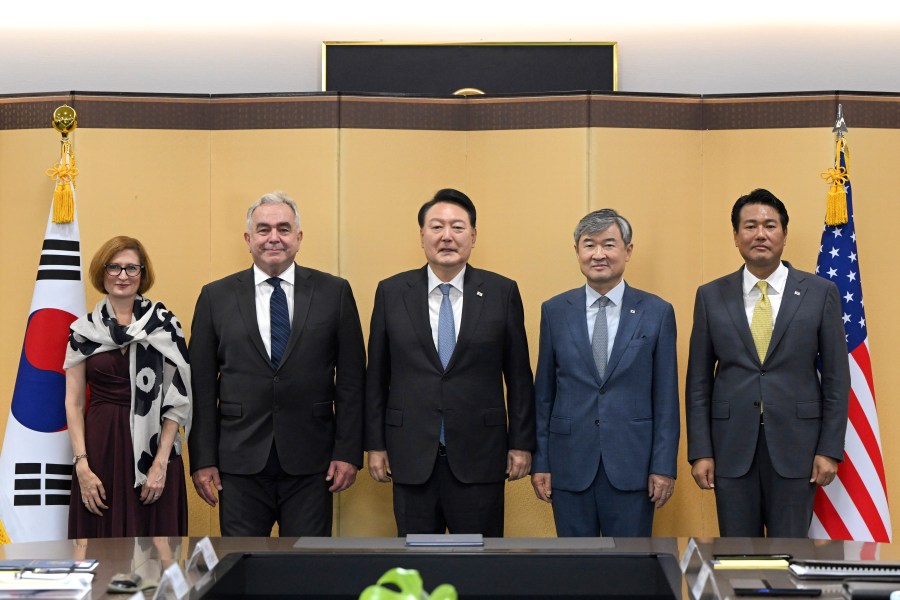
[104,263,143,277]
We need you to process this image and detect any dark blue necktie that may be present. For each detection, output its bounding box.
[268,277,290,367]
[437,283,456,445]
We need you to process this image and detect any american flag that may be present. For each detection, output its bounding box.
[809,143,891,542]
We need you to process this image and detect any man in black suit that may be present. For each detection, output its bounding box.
[188,191,366,536]
[365,188,536,537]
[686,188,850,537]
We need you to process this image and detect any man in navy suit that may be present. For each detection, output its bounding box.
[686,188,850,537]
[531,209,679,537]
[365,188,535,537]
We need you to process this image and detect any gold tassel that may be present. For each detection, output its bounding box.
[46,140,78,224]
[53,180,75,223]
[820,138,848,226]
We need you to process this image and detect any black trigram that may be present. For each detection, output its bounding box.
[13,462,72,506]
[36,239,81,281]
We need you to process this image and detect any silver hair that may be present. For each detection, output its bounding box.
[573,209,632,245]
[245,191,301,232]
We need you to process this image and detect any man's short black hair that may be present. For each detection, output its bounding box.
[731,188,789,232]
[417,188,477,228]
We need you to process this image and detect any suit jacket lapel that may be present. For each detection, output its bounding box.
[403,266,443,372]
[281,263,313,369]
[766,266,806,361]
[565,287,602,385]
[605,283,643,381]
[235,267,272,368]
[721,267,760,364]
[449,266,484,372]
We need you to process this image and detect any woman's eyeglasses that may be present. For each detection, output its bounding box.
[104,263,143,277]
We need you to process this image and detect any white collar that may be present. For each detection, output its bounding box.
[742,262,788,295]
[585,279,626,307]
[253,263,295,286]
[427,264,466,293]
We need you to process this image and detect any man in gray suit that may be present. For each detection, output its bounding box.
[189,191,365,536]
[531,209,679,537]
[686,188,850,537]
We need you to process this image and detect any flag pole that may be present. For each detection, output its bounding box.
[47,105,79,224]
[0,106,86,542]
[810,106,892,542]
[822,105,849,226]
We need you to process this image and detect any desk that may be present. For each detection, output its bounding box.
[1,537,895,599]
[0,537,680,598]
[685,538,900,599]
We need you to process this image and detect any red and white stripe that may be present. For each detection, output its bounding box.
[810,340,891,542]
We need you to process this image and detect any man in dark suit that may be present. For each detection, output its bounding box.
[530,209,679,537]
[686,188,850,537]
[188,191,365,536]
[365,188,536,537]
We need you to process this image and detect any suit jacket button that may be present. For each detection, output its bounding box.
[753,401,760,407]
[274,376,280,382]
[760,371,766,376]
[594,419,600,426]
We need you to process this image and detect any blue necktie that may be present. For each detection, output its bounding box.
[438,283,456,369]
[268,277,290,368]
[437,283,456,445]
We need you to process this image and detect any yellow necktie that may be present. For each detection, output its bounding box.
[750,281,772,363]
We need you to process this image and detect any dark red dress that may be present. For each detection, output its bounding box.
[68,349,188,538]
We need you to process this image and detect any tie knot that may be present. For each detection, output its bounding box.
[439,283,452,296]
[597,296,611,308]
[267,277,282,289]
[756,281,768,294]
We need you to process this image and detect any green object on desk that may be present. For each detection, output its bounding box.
[359,567,457,600]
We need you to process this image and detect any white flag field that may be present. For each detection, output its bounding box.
[0,203,85,542]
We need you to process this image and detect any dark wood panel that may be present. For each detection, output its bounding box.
[3,91,900,132]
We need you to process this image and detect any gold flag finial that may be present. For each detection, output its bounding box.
[47,105,78,223]
[52,105,77,138]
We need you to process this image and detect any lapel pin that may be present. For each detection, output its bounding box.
[630,309,636,314]
[794,290,801,296]
[476,291,483,297]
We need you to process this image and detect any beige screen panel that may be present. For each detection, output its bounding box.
[2,92,900,542]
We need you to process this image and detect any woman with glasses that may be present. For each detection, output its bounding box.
[64,236,192,537]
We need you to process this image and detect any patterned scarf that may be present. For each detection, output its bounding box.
[64,296,192,487]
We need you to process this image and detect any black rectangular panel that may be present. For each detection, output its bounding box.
[324,43,616,95]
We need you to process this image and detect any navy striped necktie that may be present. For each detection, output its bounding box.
[268,277,290,367]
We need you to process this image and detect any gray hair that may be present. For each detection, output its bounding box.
[573,209,632,245]
[246,191,301,232]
